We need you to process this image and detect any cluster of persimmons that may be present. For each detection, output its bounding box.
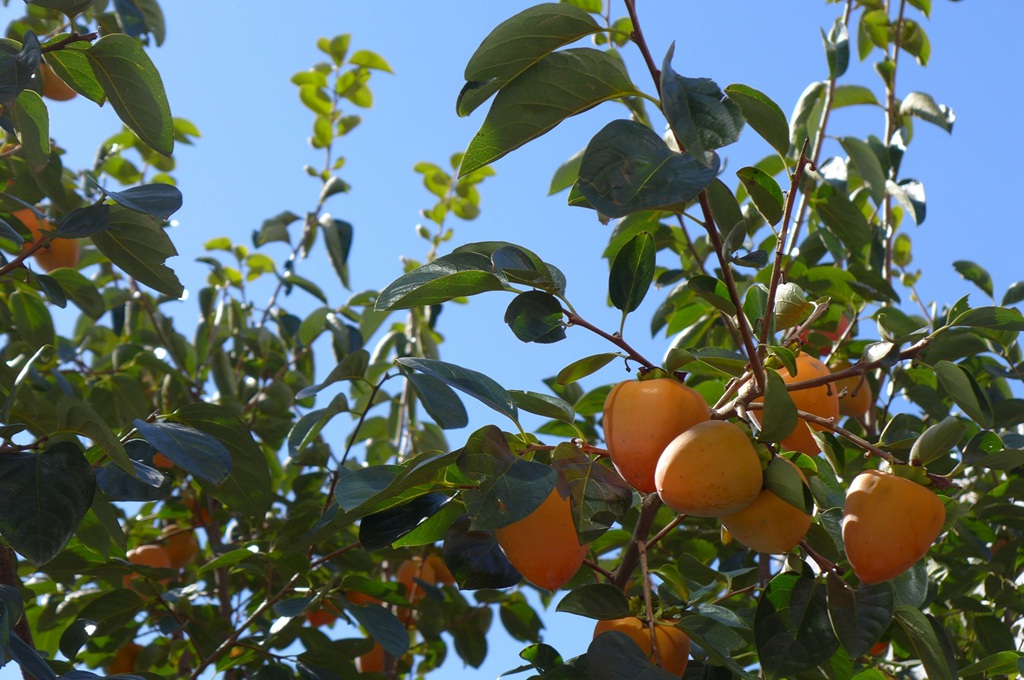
[486,349,946,675]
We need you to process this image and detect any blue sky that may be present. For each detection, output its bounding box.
[6,0,1024,677]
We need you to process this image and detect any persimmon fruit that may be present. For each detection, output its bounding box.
[767,353,840,456]
[304,606,338,628]
[397,556,437,604]
[356,641,385,673]
[842,469,946,584]
[654,420,763,517]
[603,377,710,493]
[13,208,79,272]
[831,360,873,418]
[719,457,812,554]
[593,617,691,676]
[425,553,456,586]
[106,642,143,674]
[152,452,175,469]
[494,485,589,590]
[158,525,199,569]
[124,545,172,587]
[39,62,77,101]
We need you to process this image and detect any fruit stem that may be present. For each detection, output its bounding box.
[636,539,666,670]
[644,514,685,551]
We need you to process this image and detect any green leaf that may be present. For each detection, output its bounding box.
[725,84,790,156]
[822,18,850,79]
[346,603,408,659]
[45,44,104,103]
[959,652,1024,678]
[839,136,886,206]
[320,215,353,289]
[736,166,784,226]
[106,183,183,219]
[826,575,894,658]
[8,291,55,352]
[90,206,183,297]
[894,606,958,680]
[704,178,746,235]
[552,445,632,543]
[909,415,965,465]
[404,371,469,430]
[443,514,522,590]
[609,231,656,314]
[374,252,507,311]
[789,81,825,149]
[26,0,94,18]
[398,358,518,424]
[132,419,231,485]
[456,426,555,530]
[555,584,631,619]
[504,291,567,343]
[458,3,601,116]
[755,573,839,679]
[586,631,679,680]
[950,306,1024,331]
[461,49,640,176]
[577,120,718,217]
[10,89,49,172]
[888,178,926,224]
[932,360,992,427]
[1002,282,1024,306]
[556,353,619,385]
[509,390,575,424]
[549,148,584,195]
[899,92,954,133]
[833,84,880,108]
[676,614,758,679]
[758,370,799,443]
[660,45,744,166]
[84,33,173,155]
[953,260,994,298]
[0,442,94,565]
[169,404,271,516]
[813,184,871,251]
[687,275,736,315]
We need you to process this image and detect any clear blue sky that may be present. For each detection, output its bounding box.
[6,1,1023,678]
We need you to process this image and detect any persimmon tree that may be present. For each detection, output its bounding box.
[0,1,1022,680]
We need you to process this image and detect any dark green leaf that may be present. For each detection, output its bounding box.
[609,231,656,314]
[736,166,784,226]
[0,442,94,565]
[443,514,522,589]
[504,290,566,343]
[509,390,575,424]
[555,583,631,619]
[909,415,965,465]
[58,618,97,662]
[705,178,746,236]
[839,136,886,205]
[553,446,633,543]
[404,370,469,430]
[932,360,992,427]
[320,216,353,289]
[813,184,871,251]
[586,631,678,680]
[725,84,790,156]
[755,572,839,679]
[953,260,994,298]
[90,207,183,297]
[0,31,40,107]
[556,353,619,386]
[398,357,518,424]
[458,3,601,117]
[11,89,49,172]
[894,606,958,680]
[576,119,719,218]
[359,493,450,552]
[461,49,640,176]
[84,33,173,155]
[826,575,894,658]
[346,603,409,659]
[133,419,231,485]
[661,45,744,166]
[687,275,736,315]
[9,291,55,352]
[106,183,182,219]
[374,252,507,311]
[758,370,799,443]
[950,306,1024,331]
[56,203,110,238]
